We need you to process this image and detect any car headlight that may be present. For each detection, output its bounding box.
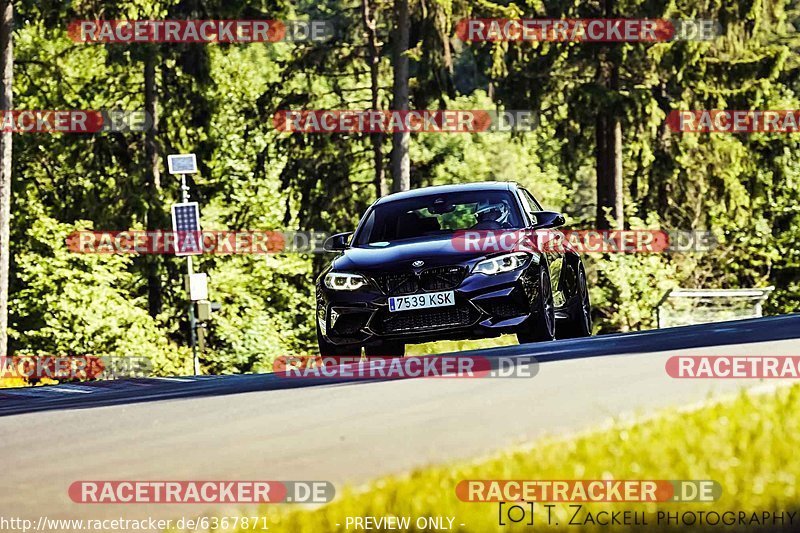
[324,272,368,291]
[473,252,530,275]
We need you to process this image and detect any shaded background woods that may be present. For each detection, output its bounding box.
[2,0,799,375]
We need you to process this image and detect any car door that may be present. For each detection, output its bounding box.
[517,188,566,308]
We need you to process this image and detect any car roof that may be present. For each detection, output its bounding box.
[374,181,516,205]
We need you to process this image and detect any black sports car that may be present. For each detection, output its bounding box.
[315,182,591,357]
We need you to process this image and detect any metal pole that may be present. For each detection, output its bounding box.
[188,255,198,375]
[181,175,199,375]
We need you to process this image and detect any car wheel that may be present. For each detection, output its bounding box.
[560,263,592,338]
[364,341,406,358]
[517,264,556,344]
[316,323,363,357]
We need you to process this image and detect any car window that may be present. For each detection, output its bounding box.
[353,190,524,245]
[359,209,375,239]
[522,188,543,211]
[518,189,538,224]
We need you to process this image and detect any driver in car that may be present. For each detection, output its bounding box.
[471,199,512,230]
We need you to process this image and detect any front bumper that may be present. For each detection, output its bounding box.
[317,266,540,346]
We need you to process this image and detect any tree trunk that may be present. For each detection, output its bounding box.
[595,0,623,230]
[390,0,410,192]
[595,114,624,230]
[0,0,12,358]
[144,48,162,318]
[610,115,623,228]
[361,0,387,197]
[595,113,608,229]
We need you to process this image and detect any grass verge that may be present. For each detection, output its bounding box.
[405,335,518,356]
[218,383,800,533]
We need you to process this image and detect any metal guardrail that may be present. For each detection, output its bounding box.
[656,287,775,328]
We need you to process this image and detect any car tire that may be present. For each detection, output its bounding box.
[316,323,363,357]
[560,263,592,338]
[364,341,406,358]
[517,264,556,344]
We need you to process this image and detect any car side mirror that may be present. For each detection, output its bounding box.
[531,211,565,229]
[323,231,353,252]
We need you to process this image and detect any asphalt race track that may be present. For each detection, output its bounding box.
[1,314,799,417]
[1,314,799,524]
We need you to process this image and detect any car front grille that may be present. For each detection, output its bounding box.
[379,272,419,295]
[375,266,466,296]
[420,266,467,291]
[375,304,475,334]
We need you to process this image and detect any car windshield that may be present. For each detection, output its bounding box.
[353,189,524,245]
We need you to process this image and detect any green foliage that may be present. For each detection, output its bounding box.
[588,252,683,334]
[585,216,690,333]
[199,254,315,373]
[411,91,567,207]
[7,0,800,375]
[10,217,190,375]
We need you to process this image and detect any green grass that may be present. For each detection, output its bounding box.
[197,384,800,533]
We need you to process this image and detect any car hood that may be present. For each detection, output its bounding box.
[332,236,485,272]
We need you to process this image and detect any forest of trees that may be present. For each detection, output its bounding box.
[0,0,798,376]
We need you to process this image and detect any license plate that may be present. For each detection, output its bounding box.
[388,291,455,312]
